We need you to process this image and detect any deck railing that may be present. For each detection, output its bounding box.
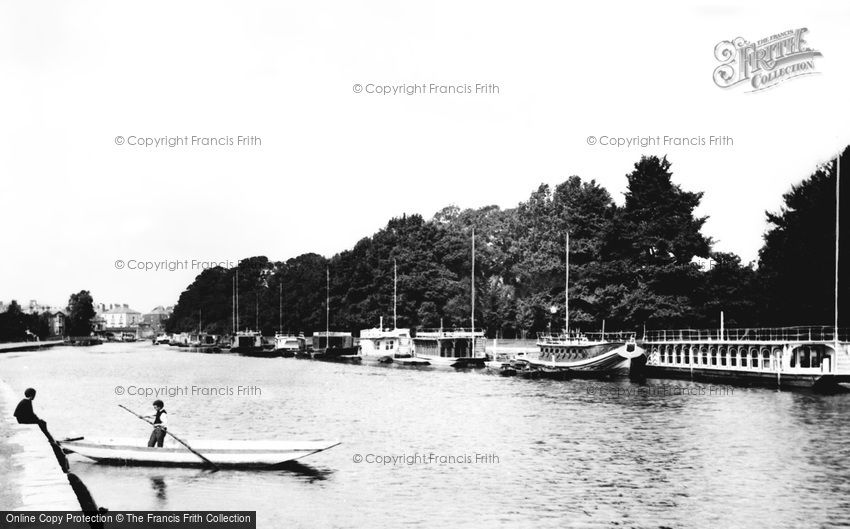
[415,328,485,338]
[537,331,636,344]
[644,326,850,343]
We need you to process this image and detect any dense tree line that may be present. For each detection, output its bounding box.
[167,149,850,337]
[0,290,95,341]
[0,301,51,342]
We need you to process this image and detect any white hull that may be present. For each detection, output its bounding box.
[413,354,486,368]
[61,438,340,468]
[529,341,643,376]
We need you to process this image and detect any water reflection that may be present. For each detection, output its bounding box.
[150,476,167,503]
[270,461,331,482]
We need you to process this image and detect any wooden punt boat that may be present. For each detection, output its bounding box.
[59,438,340,469]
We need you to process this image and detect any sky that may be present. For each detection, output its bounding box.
[1,0,849,312]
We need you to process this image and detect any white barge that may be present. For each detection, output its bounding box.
[639,326,850,389]
[529,331,643,378]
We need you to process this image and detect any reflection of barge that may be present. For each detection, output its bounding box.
[639,326,850,389]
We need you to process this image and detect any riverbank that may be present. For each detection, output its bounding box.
[0,340,65,353]
[0,380,81,510]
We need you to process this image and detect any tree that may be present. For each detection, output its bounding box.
[758,147,850,326]
[66,291,96,336]
[602,156,711,329]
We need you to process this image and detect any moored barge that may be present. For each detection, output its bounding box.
[639,326,850,389]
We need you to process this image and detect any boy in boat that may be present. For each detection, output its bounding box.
[144,399,168,448]
[13,387,55,442]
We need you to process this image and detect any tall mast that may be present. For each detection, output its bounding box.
[393,259,398,329]
[231,275,235,334]
[836,153,841,345]
[199,308,202,334]
[471,228,475,355]
[565,232,569,335]
[279,282,283,333]
[236,269,240,332]
[326,267,330,343]
[255,295,258,331]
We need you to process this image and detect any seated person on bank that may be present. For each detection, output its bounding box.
[13,387,54,441]
[144,399,168,448]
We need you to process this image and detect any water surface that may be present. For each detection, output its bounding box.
[1,343,849,528]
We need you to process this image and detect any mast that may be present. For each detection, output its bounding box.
[231,275,235,334]
[471,228,475,356]
[255,295,258,331]
[836,153,841,346]
[198,308,202,335]
[279,282,283,333]
[326,267,330,346]
[393,259,398,329]
[236,269,240,332]
[565,232,569,336]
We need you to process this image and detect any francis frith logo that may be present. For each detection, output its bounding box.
[713,28,822,92]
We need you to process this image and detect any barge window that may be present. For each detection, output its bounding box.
[751,351,759,369]
[683,348,690,364]
[811,349,822,369]
[720,349,727,366]
[710,350,717,366]
[701,351,708,365]
[741,352,747,368]
[730,350,737,367]
[762,352,771,370]
[800,348,810,368]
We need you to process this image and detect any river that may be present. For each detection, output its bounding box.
[1,342,849,528]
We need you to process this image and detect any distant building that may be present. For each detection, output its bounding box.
[102,304,142,329]
[24,299,61,314]
[48,311,66,336]
[143,305,172,331]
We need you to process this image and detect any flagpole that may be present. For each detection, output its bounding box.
[835,153,841,347]
[565,232,570,336]
[326,267,330,348]
[471,228,475,356]
[393,259,398,329]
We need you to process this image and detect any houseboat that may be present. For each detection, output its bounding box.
[169,333,190,347]
[412,328,487,368]
[411,229,487,368]
[640,152,850,389]
[639,326,850,389]
[187,333,222,353]
[311,332,361,363]
[274,333,305,357]
[525,232,644,378]
[359,324,414,363]
[529,331,642,378]
[230,331,266,355]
